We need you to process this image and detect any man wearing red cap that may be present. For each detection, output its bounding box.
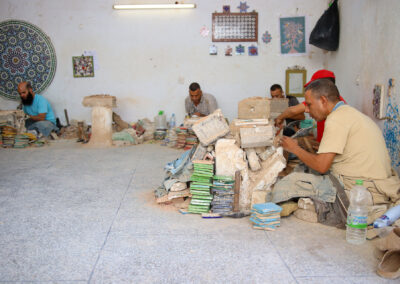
[275,69,346,142]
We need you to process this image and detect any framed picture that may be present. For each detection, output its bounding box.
[212,12,258,42]
[72,56,94,77]
[285,68,306,97]
[280,16,306,55]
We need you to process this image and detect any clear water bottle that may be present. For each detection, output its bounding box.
[346,180,373,245]
[169,113,176,129]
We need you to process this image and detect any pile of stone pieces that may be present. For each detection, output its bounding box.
[155,101,291,214]
[250,202,282,231]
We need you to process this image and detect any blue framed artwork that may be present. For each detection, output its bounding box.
[280,16,306,55]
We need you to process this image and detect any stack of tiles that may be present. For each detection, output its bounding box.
[175,127,188,149]
[250,202,282,231]
[14,134,30,148]
[1,126,17,148]
[184,128,198,150]
[188,160,214,214]
[211,176,234,214]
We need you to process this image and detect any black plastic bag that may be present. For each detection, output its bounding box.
[309,0,340,51]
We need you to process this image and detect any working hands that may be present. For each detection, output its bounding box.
[280,136,299,154]
[274,117,284,135]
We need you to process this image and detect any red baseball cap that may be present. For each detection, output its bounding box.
[304,69,335,87]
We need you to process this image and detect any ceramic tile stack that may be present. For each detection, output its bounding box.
[1,126,17,148]
[13,134,30,148]
[250,202,282,231]
[175,127,188,149]
[184,128,198,150]
[211,175,235,214]
[188,160,214,214]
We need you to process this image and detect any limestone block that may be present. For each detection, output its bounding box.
[238,97,270,119]
[280,201,299,217]
[258,146,276,161]
[255,147,266,154]
[229,119,269,137]
[249,147,286,192]
[82,94,117,108]
[192,109,229,146]
[245,148,261,171]
[294,208,318,223]
[269,98,288,113]
[240,126,274,148]
[215,139,251,211]
[170,182,188,192]
[251,191,267,206]
[298,198,316,212]
[87,106,113,147]
[191,144,207,161]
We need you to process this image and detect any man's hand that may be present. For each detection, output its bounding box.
[29,113,46,121]
[280,136,299,153]
[274,117,284,135]
[193,112,206,117]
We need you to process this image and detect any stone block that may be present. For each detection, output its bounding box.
[249,147,286,192]
[191,144,207,161]
[294,208,318,223]
[245,148,261,171]
[298,198,316,212]
[192,109,229,146]
[170,182,188,192]
[280,201,299,217]
[238,97,270,119]
[215,139,251,211]
[82,94,117,108]
[251,191,267,206]
[240,125,274,148]
[269,98,288,113]
[258,146,276,161]
[229,119,270,136]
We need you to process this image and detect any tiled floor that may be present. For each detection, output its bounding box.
[0,142,392,283]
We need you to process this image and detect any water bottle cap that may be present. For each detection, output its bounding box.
[355,179,363,185]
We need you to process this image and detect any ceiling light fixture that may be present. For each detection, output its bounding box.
[113,3,196,10]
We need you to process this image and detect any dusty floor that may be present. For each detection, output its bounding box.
[0,141,393,283]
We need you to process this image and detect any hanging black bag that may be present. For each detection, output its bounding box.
[309,0,340,51]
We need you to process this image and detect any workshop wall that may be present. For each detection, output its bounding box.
[0,0,328,124]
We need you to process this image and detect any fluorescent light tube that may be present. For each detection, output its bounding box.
[113,4,196,10]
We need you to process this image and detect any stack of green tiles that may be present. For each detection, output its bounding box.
[188,160,214,214]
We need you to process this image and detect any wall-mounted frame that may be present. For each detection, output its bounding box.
[212,12,258,42]
[72,56,94,78]
[285,68,306,97]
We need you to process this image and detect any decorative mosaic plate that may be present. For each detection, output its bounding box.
[0,20,57,100]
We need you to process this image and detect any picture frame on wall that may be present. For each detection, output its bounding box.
[72,56,94,78]
[285,68,306,97]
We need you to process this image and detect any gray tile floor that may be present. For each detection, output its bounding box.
[0,142,393,283]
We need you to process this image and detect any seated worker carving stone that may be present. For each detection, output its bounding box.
[18,81,58,138]
[280,79,400,208]
[185,82,218,117]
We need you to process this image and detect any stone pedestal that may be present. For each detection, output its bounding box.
[82,95,116,147]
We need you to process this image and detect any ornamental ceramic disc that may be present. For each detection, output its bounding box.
[0,20,57,100]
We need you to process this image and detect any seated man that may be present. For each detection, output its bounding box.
[270,84,305,136]
[281,79,400,206]
[185,82,218,117]
[18,81,58,138]
[275,70,346,142]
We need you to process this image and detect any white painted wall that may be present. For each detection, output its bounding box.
[324,0,400,127]
[0,0,329,124]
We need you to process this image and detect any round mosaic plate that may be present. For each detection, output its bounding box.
[0,20,57,100]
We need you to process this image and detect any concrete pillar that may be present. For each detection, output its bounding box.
[82,95,116,148]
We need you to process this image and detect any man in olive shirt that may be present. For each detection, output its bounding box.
[281,79,400,206]
[185,82,218,117]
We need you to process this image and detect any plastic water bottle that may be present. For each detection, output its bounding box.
[169,113,176,129]
[373,204,400,228]
[346,180,372,245]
